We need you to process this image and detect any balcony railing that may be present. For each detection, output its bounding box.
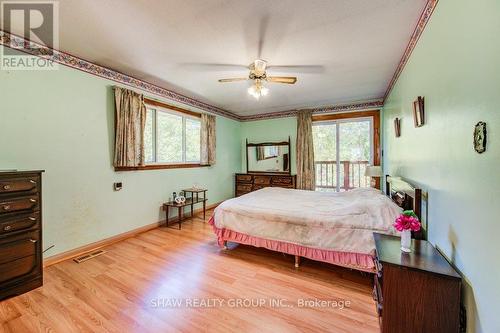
[315,160,370,191]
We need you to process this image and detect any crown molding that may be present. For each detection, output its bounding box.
[239,100,384,121]
[0,30,240,120]
[383,0,439,101]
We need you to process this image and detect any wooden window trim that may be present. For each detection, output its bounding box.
[312,109,381,188]
[115,163,209,172]
[144,98,201,118]
[312,109,380,123]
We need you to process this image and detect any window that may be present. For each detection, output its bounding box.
[144,106,201,164]
[313,115,376,192]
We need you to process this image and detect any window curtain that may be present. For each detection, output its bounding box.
[200,113,216,165]
[113,87,147,167]
[296,110,316,190]
[256,146,265,160]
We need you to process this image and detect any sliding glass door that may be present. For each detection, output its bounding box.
[313,117,373,192]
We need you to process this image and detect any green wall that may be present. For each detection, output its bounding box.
[382,1,500,332]
[241,117,297,173]
[0,45,242,258]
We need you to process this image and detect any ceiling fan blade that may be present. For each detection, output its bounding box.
[179,63,248,72]
[218,78,248,83]
[257,15,269,59]
[267,76,297,84]
[267,65,325,74]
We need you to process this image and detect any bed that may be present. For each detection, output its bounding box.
[209,175,423,273]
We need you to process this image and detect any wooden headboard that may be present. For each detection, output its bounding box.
[385,175,425,240]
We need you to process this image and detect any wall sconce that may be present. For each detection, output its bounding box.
[413,96,425,127]
[394,118,401,137]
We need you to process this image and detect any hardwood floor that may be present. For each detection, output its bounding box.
[0,210,380,333]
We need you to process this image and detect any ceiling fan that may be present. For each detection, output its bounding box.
[218,59,297,99]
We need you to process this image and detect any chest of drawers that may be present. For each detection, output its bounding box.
[373,233,462,333]
[235,173,296,197]
[0,170,44,300]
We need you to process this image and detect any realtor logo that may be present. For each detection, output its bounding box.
[1,1,59,70]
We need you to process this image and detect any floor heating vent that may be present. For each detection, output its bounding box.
[73,249,106,263]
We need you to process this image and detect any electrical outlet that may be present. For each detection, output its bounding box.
[114,182,123,191]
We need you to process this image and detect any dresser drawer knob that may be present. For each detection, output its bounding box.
[29,180,37,185]
[3,225,12,231]
[28,216,37,221]
[3,185,11,190]
[29,239,37,243]
[29,198,37,203]
[3,205,11,210]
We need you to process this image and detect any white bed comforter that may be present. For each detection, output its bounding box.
[213,187,402,254]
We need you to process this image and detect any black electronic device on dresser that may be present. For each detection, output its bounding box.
[373,233,462,333]
[0,170,44,300]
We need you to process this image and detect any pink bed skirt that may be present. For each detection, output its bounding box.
[208,216,375,273]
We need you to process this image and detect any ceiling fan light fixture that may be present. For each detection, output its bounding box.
[247,85,260,99]
[253,59,267,72]
[218,59,296,98]
[248,80,269,99]
[260,86,269,96]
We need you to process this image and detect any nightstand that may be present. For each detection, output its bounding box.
[373,233,462,333]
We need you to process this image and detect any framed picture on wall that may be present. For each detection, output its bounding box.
[413,96,425,127]
[474,121,487,153]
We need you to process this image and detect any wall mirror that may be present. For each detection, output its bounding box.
[246,137,291,174]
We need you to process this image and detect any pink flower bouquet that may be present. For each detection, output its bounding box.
[393,210,421,232]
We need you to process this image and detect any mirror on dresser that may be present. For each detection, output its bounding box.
[246,137,291,174]
[237,138,295,197]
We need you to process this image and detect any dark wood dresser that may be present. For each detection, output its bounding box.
[373,233,462,333]
[235,173,296,197]
[0,170,44,300]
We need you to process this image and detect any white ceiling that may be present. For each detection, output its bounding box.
[55,0,426,116]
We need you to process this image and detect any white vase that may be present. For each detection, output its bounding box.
[400,230,412,253]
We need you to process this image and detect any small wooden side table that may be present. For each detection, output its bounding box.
[162,200,193,230]
[182,188,208,220]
